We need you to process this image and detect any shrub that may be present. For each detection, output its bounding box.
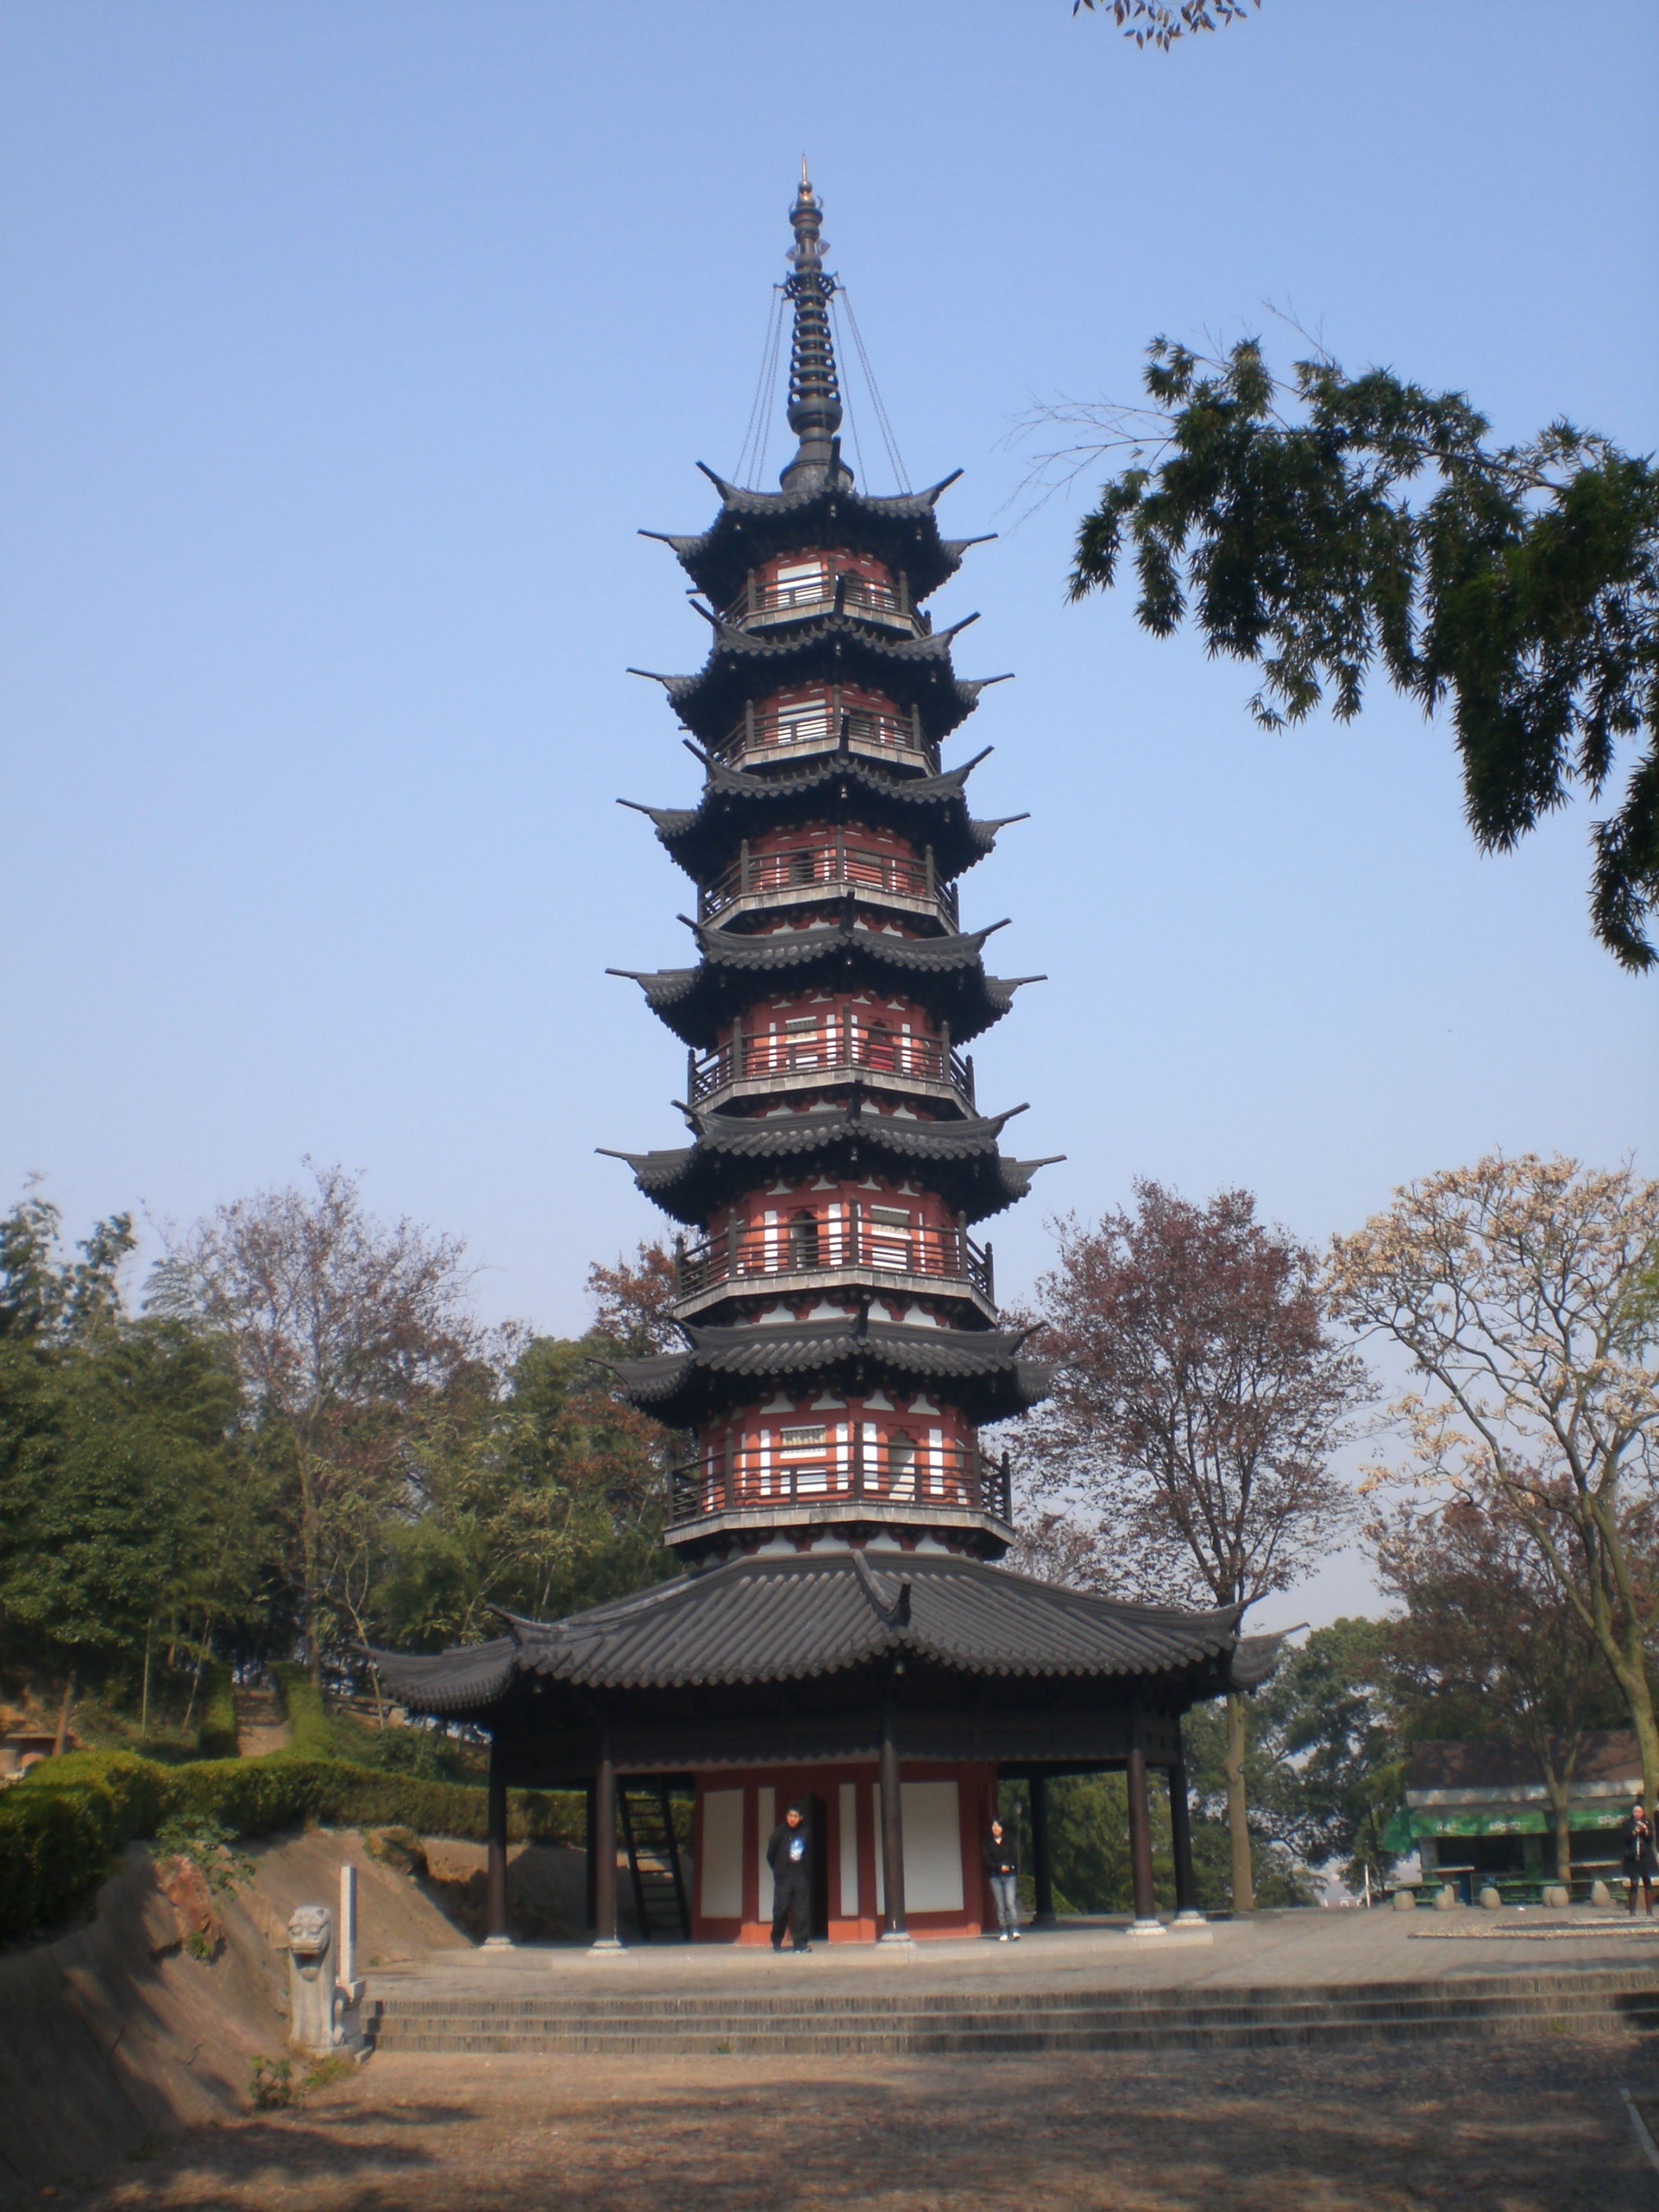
[195,1662,238,1760]
[249,2057,292,2110]
[269,1664,336,1760]
[0,1745,584,1946]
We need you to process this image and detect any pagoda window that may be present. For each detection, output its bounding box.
[784,1016,822,1068]
[867,1206,911,1270]
[865,1020,895,1073]
[887,1430,918,1498]
[788,1209,821,1272]
[779,1423,830,1496]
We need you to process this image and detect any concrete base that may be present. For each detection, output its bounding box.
[587,1938,628,1956]
[482,1936,515,1951]
[1127,1919,1166,1939]
[1170,1912,1207,1929]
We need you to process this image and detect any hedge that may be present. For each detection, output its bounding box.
[269,1663,338,1760]
[195,1661,238,1761]
[0,1747,584,1947]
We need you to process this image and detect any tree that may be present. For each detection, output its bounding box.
[372,1332,675,1654]
[1023,1182,1369,1906]
[1074,0,1258,46]
[1231,1618,1401,1893]
[587,1240,683,1357]
[1035,339,1659,967]
[154,1163,482,1683]
[1329,1154,1659,1811]
[1372,1493,1627,1886]
[0,1191,251,1731]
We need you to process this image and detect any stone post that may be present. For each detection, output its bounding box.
[286,1906,342,2056]
[337,1864,361,2003]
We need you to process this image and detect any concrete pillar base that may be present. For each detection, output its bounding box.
[1127,1918,1166,1939]
[587,1937,628,1955]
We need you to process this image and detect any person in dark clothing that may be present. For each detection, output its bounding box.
[767,1801,813,1953]
[983,1816,1021,1941]
[1623,1803,1657,1915]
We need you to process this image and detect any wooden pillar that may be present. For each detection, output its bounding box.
[1030,1772,1056,1926]
[485,1734,511,1946]
[591,1728,623,1950]
[583,1781,596,1931]
[1170,1753,1201,1922]
[1127,1716,1160,1931]
[878,1700,909,1941]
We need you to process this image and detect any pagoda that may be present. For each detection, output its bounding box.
[373,175,1278,1950]
[604,165,1052,1571]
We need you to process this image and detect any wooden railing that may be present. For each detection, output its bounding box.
[725,574,910,627]
[699,834,958,924]
[676,1218,994,1302]
[687,1018,976,1106]
[712,703,939,772]
[668,1439,1013,1526]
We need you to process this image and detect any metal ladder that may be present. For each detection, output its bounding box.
[618,1783,690,1940]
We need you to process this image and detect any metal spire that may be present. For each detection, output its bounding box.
[779,162,851,489]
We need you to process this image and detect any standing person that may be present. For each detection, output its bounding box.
[1623,1802,1657,1915]
[983,1815,1021,1942]
[767,1800,813,1953]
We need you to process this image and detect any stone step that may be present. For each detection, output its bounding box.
[368,2005,1659,2058]
[365,1965,1657,2022]
[364,1978,1659,2056]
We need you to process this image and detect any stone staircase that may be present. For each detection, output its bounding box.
[364,1966,1659,2056]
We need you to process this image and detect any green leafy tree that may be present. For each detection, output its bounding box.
[372,1332,674,1654]
[1041,339,1659,965]
[0,1192,251,1734]
[1232,1619,1401,1892]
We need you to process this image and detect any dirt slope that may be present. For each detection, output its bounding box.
[0,1827,474,2201]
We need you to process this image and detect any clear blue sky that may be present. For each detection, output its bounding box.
[4,2,1655,1624]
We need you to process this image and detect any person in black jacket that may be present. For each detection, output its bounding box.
[1623,1802,1657,1915]
[767,1801,813,1953]
[983,1816,1021,1941]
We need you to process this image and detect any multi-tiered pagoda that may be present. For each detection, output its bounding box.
[606,168,1051,1571]
[375,176,1276,1950]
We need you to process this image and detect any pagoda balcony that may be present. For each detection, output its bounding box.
[698,833,960,928]
[712,703,940,776]
[723,573,922,637]
[668,1437,1014,1538]
[672,1218,995,1317]
[687,1018,976,1112]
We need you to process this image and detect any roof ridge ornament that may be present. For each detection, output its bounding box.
[780,166,851,493]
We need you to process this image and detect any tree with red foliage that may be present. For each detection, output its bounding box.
[1024,1182,1369,1907]
[586,1240,682,1357]
[1372,1492,1625,1889]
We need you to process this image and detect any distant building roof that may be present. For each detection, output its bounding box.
[1406,1730,1643,1807]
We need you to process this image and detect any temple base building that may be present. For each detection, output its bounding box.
[376,171,1277,1946]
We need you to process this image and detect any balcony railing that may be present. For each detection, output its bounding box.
[687,1018,976,1108]
[724,574,915,631]
[699,834,959,925]
[676,1218,994,1302]
[669,1438,1013,1528]
[712,703,939,773]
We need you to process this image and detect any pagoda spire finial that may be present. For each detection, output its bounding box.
[780,164,850,490]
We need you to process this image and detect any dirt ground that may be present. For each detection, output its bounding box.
[65,2034,1659,2212]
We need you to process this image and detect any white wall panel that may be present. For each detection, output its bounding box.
[698,1789,745,1920]
[838,1780,859,1917]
